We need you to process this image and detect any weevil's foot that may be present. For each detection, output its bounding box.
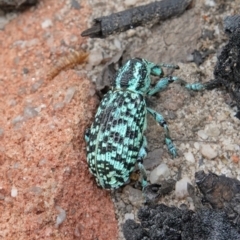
[169,148,177,158]
[165,138,177,158]
[185,83,205,91]
[141,179,148,189]
[176,79,206,91]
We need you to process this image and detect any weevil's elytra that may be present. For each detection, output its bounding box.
[85,58,205,189]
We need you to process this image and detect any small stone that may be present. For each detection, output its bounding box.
[217,112,229,121]
[0,13,17,30]
[12,115,24,125]
[71,0,81,9]
[25,38,39,48]
[197,130,208,140]
[24,107,38,119]
[143,148,163,169]
[184,152,195,164]
[14,39,39,49]
[224,143,236,151]
[74,225,81,237]
[88,49,103,66]
[205,0,216,7]
[124,213,134,220]
[39,158,47,166]
[125,205,133,213]
[0,16,10,30]
[124,0,137,7]
[114,38,121,49]
[55,206,66,228]
[41,19,53,29]
[53,102,65,110]
[11,187,18,198]
[205,125,220,137]
[168,111,177,119]
[70,35,78,42]
[175,177,191,199]
[7,99,16,106]
[0,128,4,136]
[149,163,170,184]
[127,29,136,37]
[31,80,43,93]
[22,68,29,74]
[13,162,20,169]
[116,200,125,209]
[201,144,218,159]
[64,86,76,103]
[194,142,200,150]
[29,186,42,195]
[129,189,143,207]
[123,185,143,207]
[222,139,233,151]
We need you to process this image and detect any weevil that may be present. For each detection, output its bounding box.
[85,58,205,189]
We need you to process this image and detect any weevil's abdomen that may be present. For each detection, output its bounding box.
[86,90,147,189]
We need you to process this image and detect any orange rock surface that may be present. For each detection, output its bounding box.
[0,0,118,239]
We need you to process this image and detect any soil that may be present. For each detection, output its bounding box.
[0,1,118,239]
[0,0,240,240]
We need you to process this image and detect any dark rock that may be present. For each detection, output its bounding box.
[71,0,80,10]
[224,15,240,35]
[195,170,240,231]
[123,219,148,240]
[143,179,176,204]
[205,26,240,119]
[123,204,240,240]
[123,171,240,239]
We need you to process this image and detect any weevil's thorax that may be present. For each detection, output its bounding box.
[113,58,152,94]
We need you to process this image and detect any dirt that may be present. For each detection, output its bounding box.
[0,0,118,239]
[1,0,240,239]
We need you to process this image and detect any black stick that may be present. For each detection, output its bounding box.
[0,0,37,11]
[81,0,192,38]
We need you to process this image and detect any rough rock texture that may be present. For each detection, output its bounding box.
[123,171,240,239]
[195,171,240,231]
[123,204,240,240]
[0,0,118,239]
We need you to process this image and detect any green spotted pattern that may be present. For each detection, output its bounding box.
[85,58,205,189]
[87,90,146,189]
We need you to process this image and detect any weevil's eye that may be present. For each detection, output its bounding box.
[151,66,164,77]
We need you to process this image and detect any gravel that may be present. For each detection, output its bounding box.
[82,0,240,239]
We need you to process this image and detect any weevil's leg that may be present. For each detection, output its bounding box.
[147,107,177,158]
[137,136,148,188]
[176,79,206,91]
[84,128,90,143]
[148,76,183,96]
[143,60,179,77]
[158,63,179,69]
[185,82,205,91]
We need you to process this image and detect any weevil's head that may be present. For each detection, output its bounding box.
[113,58,163,94]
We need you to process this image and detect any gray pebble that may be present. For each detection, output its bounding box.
[201,144,218,159]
